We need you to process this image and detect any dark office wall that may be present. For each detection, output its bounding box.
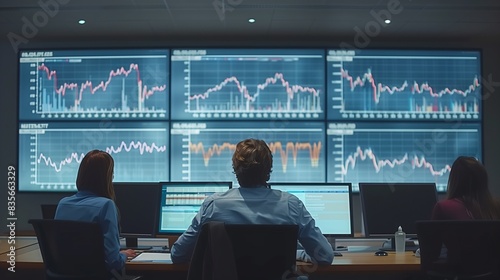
[1,35,499,234]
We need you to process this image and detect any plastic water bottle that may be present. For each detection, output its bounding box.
[395,226,406,253]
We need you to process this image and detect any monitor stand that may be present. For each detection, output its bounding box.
[121,237,152,250]
[326,236,336,250]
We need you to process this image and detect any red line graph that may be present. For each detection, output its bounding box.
[189,141,322,172]
[341,68,480,103]
[342,146,452,177]
[189,73,320,102]
[38,63,167,108]
[37,141,167,173]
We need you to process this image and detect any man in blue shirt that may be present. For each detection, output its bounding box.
[171,138,334,265]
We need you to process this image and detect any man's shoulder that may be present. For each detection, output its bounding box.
[274,189,300,201]
[205,188,236,201]
[208,188,301,203]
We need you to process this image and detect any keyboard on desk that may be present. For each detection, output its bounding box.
[130,250,172,263]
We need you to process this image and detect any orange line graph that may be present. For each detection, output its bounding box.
[189,141,322,172]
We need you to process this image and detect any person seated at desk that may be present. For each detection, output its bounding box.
[432,156,500,220]
[54,150,136,273]
[170,138,334,265]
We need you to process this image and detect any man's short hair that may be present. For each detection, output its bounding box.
[232,139,273,187]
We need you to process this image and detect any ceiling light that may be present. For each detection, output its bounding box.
[248,18,256,23]
[384,19,391,24]
[78,19,86,25]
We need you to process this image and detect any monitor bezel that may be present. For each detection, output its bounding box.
[113,182,162,241]
[359,182,438,238]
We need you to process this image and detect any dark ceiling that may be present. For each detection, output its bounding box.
[1,0,500,43]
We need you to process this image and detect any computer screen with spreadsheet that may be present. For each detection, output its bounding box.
[270,182,354,237]
[157,181,232,234]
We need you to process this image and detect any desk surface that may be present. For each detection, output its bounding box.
[0,240,420,274]
[0,237,38,255]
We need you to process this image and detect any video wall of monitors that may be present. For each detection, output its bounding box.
[17,48,482,192]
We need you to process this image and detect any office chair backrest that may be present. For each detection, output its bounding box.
[29,219,109,280]
[416,220,500,277]
[40,204,58,219]
[225,223,299,280]
[188,222,299,280]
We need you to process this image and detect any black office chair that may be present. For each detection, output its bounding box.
[416,220,500,280]
[40,204,58,219]
[29,219,141,280]
[187,222,299,280]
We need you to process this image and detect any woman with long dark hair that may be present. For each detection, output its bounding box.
[55,150,136,272]
[432,156,500,220]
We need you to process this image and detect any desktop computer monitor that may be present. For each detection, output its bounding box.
[113,182,162,250]
[359,182,438,249]
[157,181,232,235]
[270,182,354,238]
